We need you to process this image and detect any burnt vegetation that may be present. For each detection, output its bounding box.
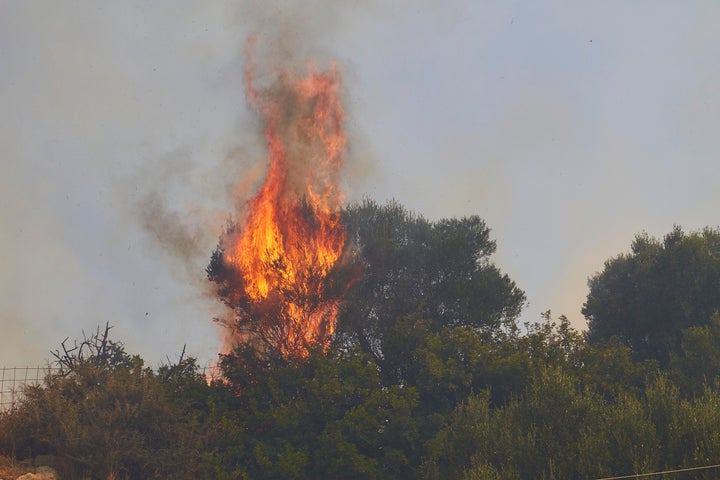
[3,202,720,479]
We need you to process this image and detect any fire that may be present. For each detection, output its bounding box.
[211,59,347,358]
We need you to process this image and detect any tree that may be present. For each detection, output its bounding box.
[335,199,526,383]
[583,226,720,364]
[206,200,347,358]
[1,328,211,479]
[216,344,421,479]
[424,366,603,480]
[669,312,720,394]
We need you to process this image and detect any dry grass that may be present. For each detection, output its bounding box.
[0,454,34,479]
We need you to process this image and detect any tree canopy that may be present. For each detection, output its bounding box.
[584,226,720,364]
[7,209,720,479]
[335,199,526,383]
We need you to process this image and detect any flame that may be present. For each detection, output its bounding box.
[218,60,347,358]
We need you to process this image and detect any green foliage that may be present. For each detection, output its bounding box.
[584,226,720,364]
[576,339,658,400]
[3,315,720,479]
[424,366,595,480]
[423,366,720,480]
[337,199,526,384]
[576,392,659,478]
[0,330,212,479]
[6,210,720,479]
[213,344,421,479]
[199,198,530,476]
[669,311,720,394]
[667,387,720,478]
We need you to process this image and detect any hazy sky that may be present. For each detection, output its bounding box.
[2,1,719,368]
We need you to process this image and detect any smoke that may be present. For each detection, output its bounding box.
[0,2,256,367]
[130,0,383,359]
[4,1,718,367]
[231,1,383,72]
[135,0,383,270]
[132,149,220,282]
[139,192,206,273]
[224,0,402,204]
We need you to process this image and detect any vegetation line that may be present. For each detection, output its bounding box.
[595,463,720,480]
[3,212,720,479]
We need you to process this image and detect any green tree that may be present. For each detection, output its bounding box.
[424,366,603,480]
[576,392,658,478]
[666,386,720,479]
[584,226,720,364]
[669,312,720,394]
[216,344,421,480]
[336,199,525,384]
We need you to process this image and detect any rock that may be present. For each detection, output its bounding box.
[15,466,58,480]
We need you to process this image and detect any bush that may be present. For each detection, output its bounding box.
[0,327,212,479]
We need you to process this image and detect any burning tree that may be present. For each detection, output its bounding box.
[207,61,348,359]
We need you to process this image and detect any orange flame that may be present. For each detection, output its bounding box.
[218,61,346,358]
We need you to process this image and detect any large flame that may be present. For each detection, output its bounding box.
[216,61,347,358]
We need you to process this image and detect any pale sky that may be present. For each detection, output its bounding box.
[2,1,719,368]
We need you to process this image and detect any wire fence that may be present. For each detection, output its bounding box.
[0,364,220,411]
[0,366,59,411]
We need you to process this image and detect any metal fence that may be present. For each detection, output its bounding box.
[0,364,220,411]
[0,366,59,411]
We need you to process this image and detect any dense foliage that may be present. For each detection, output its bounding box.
[584,226,720,364]
[3,210,720,479]
[0,330,212,479]
[336,199,526,385]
